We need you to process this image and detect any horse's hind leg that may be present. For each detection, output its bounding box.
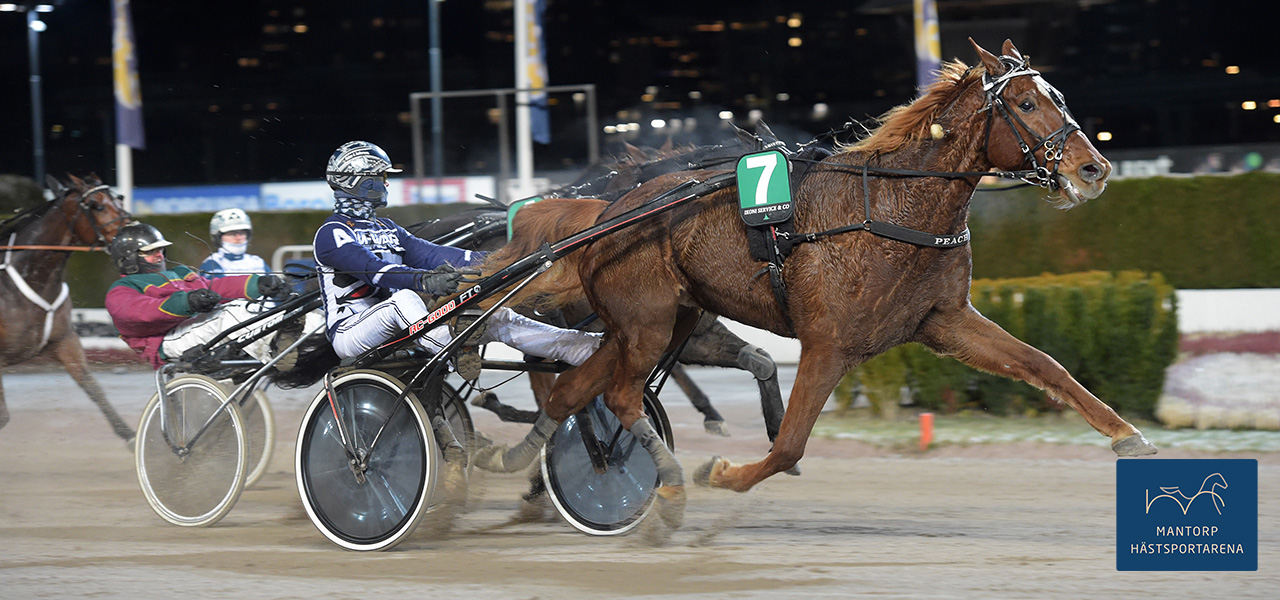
[667,363,730,436]
[473,338,619,473]
[47,335,135,444]
[598,306,699,529]
[920,304,1156,456]
[0,372,9,432]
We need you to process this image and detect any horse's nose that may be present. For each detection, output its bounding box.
[1077,160,1109,184]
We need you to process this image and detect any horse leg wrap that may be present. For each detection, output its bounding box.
[737,344,777,380]
[431,415,467,464]
[475,413,559,473]
[631,416,684,486]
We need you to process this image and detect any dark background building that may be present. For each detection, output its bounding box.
[1,0,1275,186]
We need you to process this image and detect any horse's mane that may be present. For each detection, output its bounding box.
[844,60,983,156]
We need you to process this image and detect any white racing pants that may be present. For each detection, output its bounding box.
[160,300,323,363]
[330,289,602,365]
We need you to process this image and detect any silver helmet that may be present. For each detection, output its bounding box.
[209,208,252,238]
[325,141,402,206]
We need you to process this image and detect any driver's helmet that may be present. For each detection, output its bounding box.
[325,141,401,207]
[109,222,173,275]
[209,208,253,241]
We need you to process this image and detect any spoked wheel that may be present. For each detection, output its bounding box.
[240,389,275,488]
[541,389,673,535]
[136,374,249,527]
[295,370,438,552]
[219,381,276,489]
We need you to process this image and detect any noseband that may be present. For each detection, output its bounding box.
[981,55,1082,191]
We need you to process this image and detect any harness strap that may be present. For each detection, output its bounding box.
[2,233,70,350]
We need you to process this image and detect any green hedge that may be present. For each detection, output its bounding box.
[970,172,1280,289]
[834,271,1179,419]
[64,204,468,309]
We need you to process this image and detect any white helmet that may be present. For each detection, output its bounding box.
[326,141,401,206]
[210,208,252,237]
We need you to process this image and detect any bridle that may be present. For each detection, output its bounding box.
[65,183,134,249]
[980,55,1082,191]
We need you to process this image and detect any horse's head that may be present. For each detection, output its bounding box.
[47,174,133,248]
[973,39,1111,209]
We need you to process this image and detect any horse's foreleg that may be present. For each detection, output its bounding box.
[696,347,846,492]
[921,304,1156,456]
[48,335,135,443]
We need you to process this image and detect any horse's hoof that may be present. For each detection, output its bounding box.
[693,456,728,487]
[655,485,687,530]
[473,444,509,472]
[784,464,801,476]
[1112,433,1158,457]
[703,420,731,437]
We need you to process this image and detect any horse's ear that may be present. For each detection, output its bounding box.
[1001,40,1022,61]
[623,142,648,164]
[45,175,68,197]
[970,37,1005,76]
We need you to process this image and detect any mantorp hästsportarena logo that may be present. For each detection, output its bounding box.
[1117,459,1256,571]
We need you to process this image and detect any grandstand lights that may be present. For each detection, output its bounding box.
[719,110,733,120]
[35,4,53,12]
[1242,101,1257,110]
[1273,115,1280,124]
[788,37,802,47]
[1097,131,1113,142]
[651,119,667,129]
[1269,99,1280,108]
[0,5,18,12]
[1225,65,1240,74]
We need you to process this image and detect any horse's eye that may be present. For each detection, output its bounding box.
[1018,99,1036,112]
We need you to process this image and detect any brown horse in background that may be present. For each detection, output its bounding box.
[476,39,1156,525]
[0,174,134,443]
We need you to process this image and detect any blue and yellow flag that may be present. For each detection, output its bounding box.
[111,0,145,150]
[913,0,941,92]
[525,0,550,144]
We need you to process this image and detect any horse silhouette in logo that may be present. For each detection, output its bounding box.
[1145,473,1228,515]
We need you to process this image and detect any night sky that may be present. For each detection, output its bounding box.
[1,0,1276,187]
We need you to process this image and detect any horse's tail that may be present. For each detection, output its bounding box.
[473,198,609,310]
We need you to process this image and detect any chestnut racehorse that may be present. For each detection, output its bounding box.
[476,40,1157,526]
[0,174,134,442]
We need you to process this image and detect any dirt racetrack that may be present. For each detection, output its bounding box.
[1,365,1275,599]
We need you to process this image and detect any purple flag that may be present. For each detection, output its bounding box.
[111,0,145,150]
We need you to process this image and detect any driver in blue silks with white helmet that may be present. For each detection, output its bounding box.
[312,140,601,378]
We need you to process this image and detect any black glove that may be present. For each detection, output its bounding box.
[187,288,223,313]
[256,274,287,298]
[416,264,465,297]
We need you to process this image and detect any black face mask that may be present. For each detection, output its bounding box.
[136,252,166,274]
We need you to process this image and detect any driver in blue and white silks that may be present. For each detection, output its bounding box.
[314,140,601,365]
[199,208,270,278]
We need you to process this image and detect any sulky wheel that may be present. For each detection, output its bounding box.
[541,390,673,535]
[294,370,438,551]
[136,374,249,527]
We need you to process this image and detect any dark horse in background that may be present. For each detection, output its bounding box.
[0,174,135,442]
[406,136,786,442]
[476,40,1157,527]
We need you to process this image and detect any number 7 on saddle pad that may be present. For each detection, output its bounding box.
[736,150,794,227]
